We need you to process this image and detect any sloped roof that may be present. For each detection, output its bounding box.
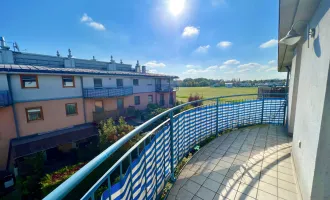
[0,64,178,78]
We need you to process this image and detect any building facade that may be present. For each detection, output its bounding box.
[278,0,330,199]
[0,41,177,170]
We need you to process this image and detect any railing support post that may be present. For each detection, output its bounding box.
[261,95,264,124]
[216,98,219,137]
[169,111,176,182]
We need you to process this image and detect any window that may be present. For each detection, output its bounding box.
[148,95,153,103]
[133,79,139,86]
[94,78,103,88]
[134,96,140,105]
[95,101,104,112]
[26,107,43,122]
[160,94,165,106]
[62,76,75,88]
[117,79,123,87]
[20,75,38,88]
[65,103,78,116]
[117,98,124,109]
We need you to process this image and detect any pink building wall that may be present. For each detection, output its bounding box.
[15,98,85,137]
[0,107,17,169]
[85,92,175,122]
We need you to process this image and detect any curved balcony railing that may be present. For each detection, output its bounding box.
[83,87,133,98]
[44,93,287,200]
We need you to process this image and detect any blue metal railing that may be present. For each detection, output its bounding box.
[0,90,12,107]
[44,93,287,200]
[155,84,174,92]
[83,87,133,98]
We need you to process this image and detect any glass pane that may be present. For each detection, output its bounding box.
[27,108,42,121]
[148,95,153,103]
[63,77,74,87]
[133,79,139,86]
[94,79,103,88]
[22,76,37,88]
[116,79,123,87]
[117,98,124,109]
[134,96,140,105]
[95,101,103,112]
[66,104,77,115]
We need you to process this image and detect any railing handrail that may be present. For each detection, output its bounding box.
[83,86,133,90]
[44,93,287,200]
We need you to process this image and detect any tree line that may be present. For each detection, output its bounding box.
[176,78,286,87]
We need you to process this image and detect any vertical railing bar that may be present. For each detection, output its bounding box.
[120,162,123,180]
[143,140,148,200]
[216,98,219,137]
[91,193,95,200]
[261,94,264,124]
[177,114,181,165]
[129,153,133,200]
[194,107,197,146]
[169,111,175,181]
[153,135,158,198]
[107,175,112,200]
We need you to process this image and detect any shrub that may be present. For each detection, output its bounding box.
[40,162,87,196]
[188,93,203,107]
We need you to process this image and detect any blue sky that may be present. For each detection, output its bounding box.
[1,0,286,80]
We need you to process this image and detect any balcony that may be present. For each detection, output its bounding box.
[0,90,12,107]
[44,94,290,200]
[93,107,136,122]
[83,87,133,98]
[156,83,175,92]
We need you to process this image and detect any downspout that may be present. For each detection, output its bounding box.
[285,66,291,131]
[7,74,20,138]
[81,76,87,123]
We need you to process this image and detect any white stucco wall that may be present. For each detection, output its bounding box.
[82,76,133,88]
[0,74,9,90]
[10,75,82,102]
[288,45,302,134]
[133,78,155,93]
[291,1,330,199]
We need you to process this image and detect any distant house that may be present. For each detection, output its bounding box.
[225,83,233,88]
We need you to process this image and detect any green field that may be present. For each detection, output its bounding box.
[176,87,258,102]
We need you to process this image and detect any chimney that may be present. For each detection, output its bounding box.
[142,66,146,73]
[0,37,10,50]
[135,60,141,72]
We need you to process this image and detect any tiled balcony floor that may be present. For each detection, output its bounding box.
[168,125,301,200]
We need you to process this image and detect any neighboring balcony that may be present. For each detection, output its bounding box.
[155,84,175,92]
[0,90,12,107]
[83,87,133,98]
[93,107,136,122]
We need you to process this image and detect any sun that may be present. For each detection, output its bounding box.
[169,0,185,16]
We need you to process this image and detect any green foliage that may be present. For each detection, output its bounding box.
[16,152,45,199]
[40,162,86,196]
[98,117,135,151]
[178,78,286,87]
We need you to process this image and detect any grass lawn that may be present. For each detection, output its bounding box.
[176,87,258,102]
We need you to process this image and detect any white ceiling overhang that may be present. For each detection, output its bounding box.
[278,0,321,72]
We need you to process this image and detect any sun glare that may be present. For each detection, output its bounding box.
[169,0,185,16]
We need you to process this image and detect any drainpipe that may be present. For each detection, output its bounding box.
[81,77,87,123]
[7,74,20,138]
[285,66,291,131]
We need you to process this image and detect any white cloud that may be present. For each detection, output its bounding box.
[144,61,166,68]
[268,60,276,65]
[224,70,235,74]
[80,13,106,31]
[183,65,216,74]
[238,62,261,69]
[256,66,269,72]
[219,65,228,70]
[266,66,277,72]
[182,26,200,38]
[217,41,232,48]
[194,45,210,53]
[259,39,278,48]
[238,68,250,73]
[148,69,158,73]
[223,59,240,65]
